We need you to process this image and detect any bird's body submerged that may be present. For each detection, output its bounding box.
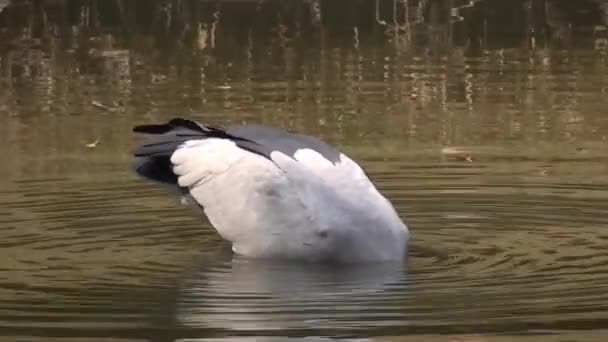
[132,118,409,263]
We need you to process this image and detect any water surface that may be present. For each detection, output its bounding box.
[1,1,608,341]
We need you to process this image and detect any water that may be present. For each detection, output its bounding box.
[1,1,608,341]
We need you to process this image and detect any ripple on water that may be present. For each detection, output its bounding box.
[1,147,608,339]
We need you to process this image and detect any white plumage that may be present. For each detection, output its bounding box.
[132,118,409,263]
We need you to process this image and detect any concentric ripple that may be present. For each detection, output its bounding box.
[1,145,607,340]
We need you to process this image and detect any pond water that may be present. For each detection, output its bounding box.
[1,1,608,341]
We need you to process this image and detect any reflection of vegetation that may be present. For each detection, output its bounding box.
[0,0,607,180]
[1,0,607,50]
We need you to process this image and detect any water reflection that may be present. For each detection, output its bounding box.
[1,0,608,341]
[175,258,408,332]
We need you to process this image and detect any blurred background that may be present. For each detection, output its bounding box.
[1,0,607,179]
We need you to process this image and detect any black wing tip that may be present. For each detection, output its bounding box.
[132,123,172,134]
[132,117,208,134]
[131,156,179,185]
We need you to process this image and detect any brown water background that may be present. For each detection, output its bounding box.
[1,1,608,341]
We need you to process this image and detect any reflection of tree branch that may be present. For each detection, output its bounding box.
[210,7,220,49]
[115,0,129,33]
[376,0,387,26]
[0,0,606,57]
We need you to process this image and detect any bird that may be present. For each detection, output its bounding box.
[131,118,409,263]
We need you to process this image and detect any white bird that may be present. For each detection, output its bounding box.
[132,118,409,263]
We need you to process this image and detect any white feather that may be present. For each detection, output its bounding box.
[169,139,409,263]
[293,148,335,169]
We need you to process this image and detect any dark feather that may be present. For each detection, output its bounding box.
[131,117,340,187]
[133,117,210,134]
[131,118,258,187]
[131,156,177,184]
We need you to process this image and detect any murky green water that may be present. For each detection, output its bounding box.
[1,1,608,341]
